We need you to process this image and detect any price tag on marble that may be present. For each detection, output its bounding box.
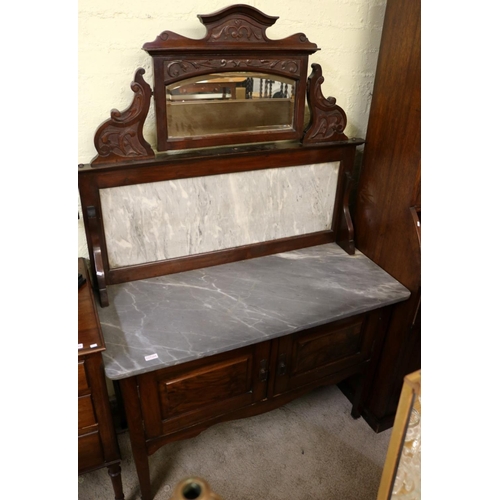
[145,353,159,361]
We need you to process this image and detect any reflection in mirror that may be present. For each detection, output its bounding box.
[166,72,296,138]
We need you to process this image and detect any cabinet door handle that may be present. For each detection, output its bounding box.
[259,359,268,382]
[278,354,287,376]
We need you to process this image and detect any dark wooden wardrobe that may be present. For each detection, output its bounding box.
[351,0,421,432]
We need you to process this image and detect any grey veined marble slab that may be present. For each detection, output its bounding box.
[99,162,339,268]
[97,243,410,380]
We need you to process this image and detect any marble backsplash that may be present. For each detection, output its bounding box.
[100,162,339,268]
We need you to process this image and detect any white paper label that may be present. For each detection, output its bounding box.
[145,353,159,361]
[78,343,83,349]
[90,343,98,348]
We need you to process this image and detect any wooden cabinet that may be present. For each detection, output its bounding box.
[119,309,387,500]
[78,6,414,498]
[351,0,421,432]
[78,258,124,499]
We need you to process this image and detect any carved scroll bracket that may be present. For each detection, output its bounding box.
[91,68,155,167]
[302,63,348,145]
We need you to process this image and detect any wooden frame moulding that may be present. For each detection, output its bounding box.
[377,370,421,500]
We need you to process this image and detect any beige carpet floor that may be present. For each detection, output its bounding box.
[78,385,391,500]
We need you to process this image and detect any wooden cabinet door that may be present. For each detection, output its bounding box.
[273,314,369,396]
[138,342,271,438]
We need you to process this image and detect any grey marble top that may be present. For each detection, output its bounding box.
[97,243,410,380]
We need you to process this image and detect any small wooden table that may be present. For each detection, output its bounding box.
[78,258,124,500]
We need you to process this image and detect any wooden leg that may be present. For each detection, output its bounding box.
[120,377,153,500]
[350,369,366,419]
[107,463,125,500]
[113,380,128,430]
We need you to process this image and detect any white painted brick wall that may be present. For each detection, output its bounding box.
[78,0,387,258]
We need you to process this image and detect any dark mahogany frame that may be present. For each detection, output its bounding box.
[142,4,319,151]
[80,4,362,307]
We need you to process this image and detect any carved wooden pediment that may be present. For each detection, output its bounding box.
[89,5,350,164]
[142,5,317,52]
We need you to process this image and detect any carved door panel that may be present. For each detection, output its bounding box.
[138,342,271,438]
[273,314,369,396]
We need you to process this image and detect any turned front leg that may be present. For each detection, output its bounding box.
[107,463,125,500]
[120,377,153,500]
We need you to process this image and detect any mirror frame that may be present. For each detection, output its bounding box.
[143,5,319,151]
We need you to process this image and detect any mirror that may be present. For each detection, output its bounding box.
[166,72,296,138]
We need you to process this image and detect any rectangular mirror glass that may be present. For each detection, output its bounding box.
[166,72,296,138]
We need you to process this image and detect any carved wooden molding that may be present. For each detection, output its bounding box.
[163,58,301,82]
[303,64,348,145]
[143,5,317,52]
[91,69,155,167]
